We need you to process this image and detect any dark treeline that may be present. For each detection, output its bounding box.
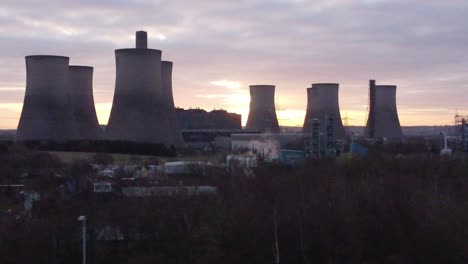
[0,147,467,263]
[0,140,176,156]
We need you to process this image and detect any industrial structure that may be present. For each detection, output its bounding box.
[161,61,184,146]
[231,133,301,159]
[176,108,241,130]
[69,66,102,140]
[17,55,76,141]
[15,31,415,154]
[176,108,245,150]
[454,114,468,152]
[245,85,280,132]
[106,31,181,146]
[302,83,345,140]
[364,80,403,140]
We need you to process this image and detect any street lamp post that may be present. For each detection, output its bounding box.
[77,215,87,264]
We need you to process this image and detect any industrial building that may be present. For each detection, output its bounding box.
[181,129,260,151]
[364,80,403,140]
[302,83,345,140]
[15,30,412,153]
[176,108,241,130]
[231,133,302,159]
[17,55,76,141]
[106,31,181,146]
[176,107,242,149]
[455,115,468,152]
[245,85,280,132]
[69,65,102,140]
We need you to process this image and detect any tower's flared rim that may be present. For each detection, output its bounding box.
[374,85,397,89]
[311,83,339,87]
[26,55,69,60]
[69,65,93,70]
[249,85,275,88]
[115,48,161,54]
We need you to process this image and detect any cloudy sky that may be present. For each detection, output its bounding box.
[1,0,467,129]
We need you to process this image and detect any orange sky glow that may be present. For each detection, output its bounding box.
[1,1,467,129]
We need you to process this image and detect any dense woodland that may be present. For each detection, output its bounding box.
[0,144,467,263]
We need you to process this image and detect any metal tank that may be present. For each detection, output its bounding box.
[364,80,403,140]
[69,66,102,140]
[302,83,345,140]
[17,55,76,141]
[160,60,184,146]
[245,85,280,132]
[106,31,175,145]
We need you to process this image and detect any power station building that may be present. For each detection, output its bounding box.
[16,31,407,148]
[176,108,241,130]
[106,31,182,146]
[17,55,76,141]
[245,85,280,132]
[364,80,403,140]
[303,83,345,140]
[69,65,102,140]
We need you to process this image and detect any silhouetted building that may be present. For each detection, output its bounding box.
[176,108,241,130]
[69,65,102,140]
[245,85,280,132]
[161,61,184,146]
[106,31,179,146]
[364,80,403,140]
[17,55,76,141]
[303,83,345,140]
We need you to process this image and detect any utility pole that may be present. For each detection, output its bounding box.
[77,216,87,264]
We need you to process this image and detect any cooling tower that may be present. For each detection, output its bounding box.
[106,31,175,145]
[69,66,102,140]
[303,83,345,139]
[161,61,176,108]
[161,60,184,146]
[364,80,403,140]
[17,55,76,141]
[245,85,280,132]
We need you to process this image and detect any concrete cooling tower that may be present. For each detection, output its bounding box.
[364,80,403,140]
[303,83,345,139]
[17,55,76,141]
[106,31,178,146]
[69,66,102,140]
[245,85,280,132]
[161,60,184,146]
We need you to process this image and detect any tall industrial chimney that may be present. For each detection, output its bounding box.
[17,55,76,141]
[246,85,280,132]
[136,31,148,49]
[161,60,184,146]
[69,66,102,140]
[302,83,345,140]
[106,31,176,145]
[364,80,403,140]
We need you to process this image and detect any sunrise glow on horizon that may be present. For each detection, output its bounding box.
[1,1,467,129]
